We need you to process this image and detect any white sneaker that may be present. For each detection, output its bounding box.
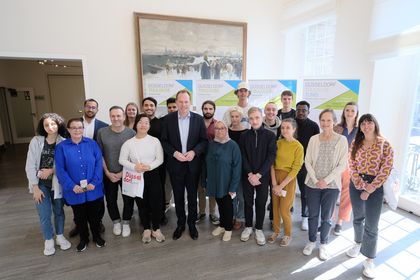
[303,241,316,256]
[142,229,152,243]
[240,227,253,242]
[301,217,308,231]
[222,231,232,242]
[346,243,361,258]
[319,244,329,260]
[212,226,225,237]
[55,234,71,250]
[255,229,266,246]
[152,229,165,243]
[122,224,131,237]
[113,222,122,236]
[44,239,55,256]
[363,259,376,279]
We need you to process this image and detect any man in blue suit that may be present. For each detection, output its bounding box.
[82,99,108,141]
[161,90,208,240]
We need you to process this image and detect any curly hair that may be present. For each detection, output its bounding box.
[37,113,67,137]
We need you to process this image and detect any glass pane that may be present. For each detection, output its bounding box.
[10,91,34,138]
[402,84,420,201]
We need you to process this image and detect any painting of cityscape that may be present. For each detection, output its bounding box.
[136,13,247,96]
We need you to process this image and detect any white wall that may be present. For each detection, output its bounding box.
[0,0,283,120]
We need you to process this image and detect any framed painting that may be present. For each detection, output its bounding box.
[135,13,247,100]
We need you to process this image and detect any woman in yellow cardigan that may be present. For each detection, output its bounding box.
[269,118,303,246]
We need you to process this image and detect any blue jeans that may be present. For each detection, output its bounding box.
[306,186,339,244]
[35,184,65,240]
[233,181,245,222]
[349,181,383,259]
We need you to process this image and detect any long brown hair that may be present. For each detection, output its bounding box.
[351,114,381,160]
[339,101,358,128]
[123,102,139,126]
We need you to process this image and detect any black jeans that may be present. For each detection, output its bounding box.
[103,175,121,222]
[297,166,309,217]
[169,164,199,227]
[216,195,234,231]
[71,198,102,242]
[243,179,269,230]
[139,168,163,231]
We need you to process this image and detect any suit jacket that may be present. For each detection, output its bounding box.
[93,119,108,142]
[161,111,208,174]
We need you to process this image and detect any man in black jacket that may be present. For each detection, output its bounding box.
[295,101,320,231]
[161,90,208,240]
[239,107,276,246]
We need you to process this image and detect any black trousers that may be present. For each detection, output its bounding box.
[169,164,199,227]
[158,163,167,215]
[103,175,121,222]
[122,195,141,222]
[297,166,309,217]
[216,195,233,231]
[243,179,269,230]
[71,198,102,242]
[138,169,163,231]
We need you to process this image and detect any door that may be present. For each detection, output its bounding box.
[48,75,86,122]
[4,88,37,144]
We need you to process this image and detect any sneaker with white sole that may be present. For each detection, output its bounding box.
[152,229,165,243]
[346,243,361,258]
[122,224,131,237]
[240,227,253,242]
[44,239,55,256]
[363,259,376,279]
[255,229,266,246]
[301,217,308,231]
[142,229,152,243]
[113,222,122,236]
[222,231,232,242]
[303,241,316,256]
[279,236,291,247]
[212,226,225,236]
[56,234,71,250]
[319,244,329,260]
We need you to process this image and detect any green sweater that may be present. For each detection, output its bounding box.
[274,139,304,179]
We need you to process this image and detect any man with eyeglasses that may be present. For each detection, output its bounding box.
[82,99,108,141]
[295,101,320,231]
[69,99,108,238]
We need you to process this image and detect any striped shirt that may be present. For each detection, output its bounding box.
[348,137,393,191]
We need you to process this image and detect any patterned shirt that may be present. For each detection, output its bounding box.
[348,137,393,191]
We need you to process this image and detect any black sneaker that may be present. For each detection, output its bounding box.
[76,240,88,252]
[209,214,220,226]
[94,237,106,248]
[333,224,342,236]
[196,213,206,223]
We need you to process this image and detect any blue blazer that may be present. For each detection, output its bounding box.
[93,119,108,142]
[161,111,208,174]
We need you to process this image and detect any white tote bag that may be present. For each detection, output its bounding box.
[122,167,144,198]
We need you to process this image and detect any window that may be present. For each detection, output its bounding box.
[304,18,336,76]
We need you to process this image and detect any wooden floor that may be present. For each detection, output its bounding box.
[1,144,419,280]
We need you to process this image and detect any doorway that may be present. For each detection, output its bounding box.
[0,57,85,145]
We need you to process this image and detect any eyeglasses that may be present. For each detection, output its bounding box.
[84,105,97,110]
[69,127,84,130]
[214,127,226,131]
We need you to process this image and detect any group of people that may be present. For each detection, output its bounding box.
[25,82,393,279]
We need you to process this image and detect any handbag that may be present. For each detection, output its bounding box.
[383,168,400,210]
[380,139,400,210]
[122,167,144,198]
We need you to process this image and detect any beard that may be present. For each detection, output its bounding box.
[203,113,214,119]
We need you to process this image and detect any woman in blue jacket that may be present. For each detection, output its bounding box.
[55,118,105,252]
[204,121,242,242]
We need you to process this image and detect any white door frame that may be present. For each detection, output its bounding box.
[5,87,37,144]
